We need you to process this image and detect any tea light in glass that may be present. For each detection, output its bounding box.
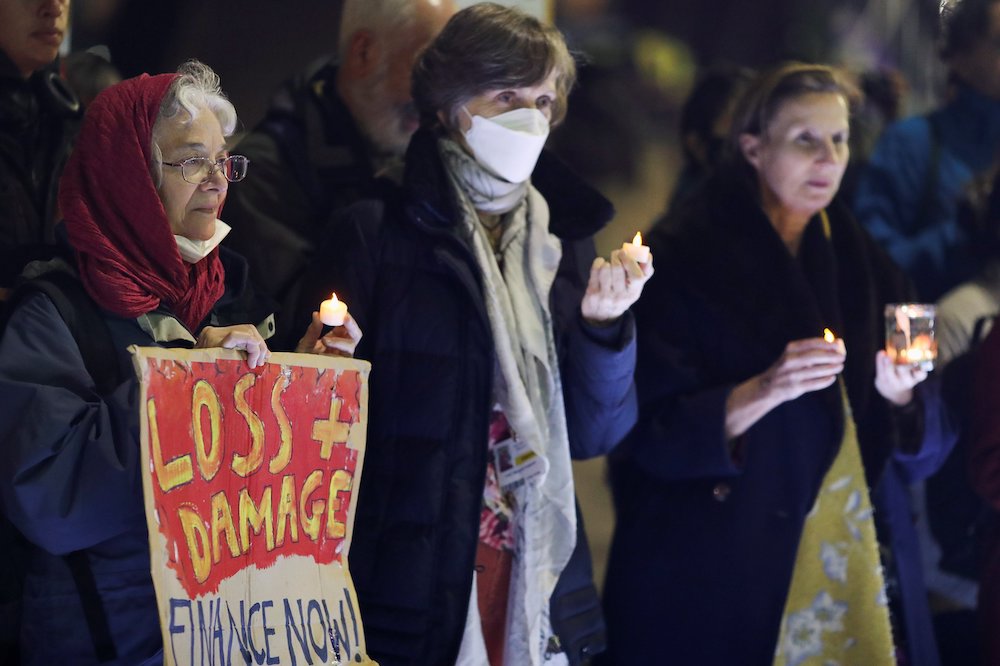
[884,303,937,371]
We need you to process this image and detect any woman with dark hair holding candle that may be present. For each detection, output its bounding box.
[299,4,651,664]
[602,63,955,665]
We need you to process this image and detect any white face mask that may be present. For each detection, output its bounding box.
[174,220,231,264]
[463,106,550,183]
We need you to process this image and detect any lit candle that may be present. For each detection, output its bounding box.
[885,303,936,370]
[823,327,846,354]
[621,232,650,264]
[319,293,348,327]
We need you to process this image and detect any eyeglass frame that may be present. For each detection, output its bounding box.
[160,155,250,185]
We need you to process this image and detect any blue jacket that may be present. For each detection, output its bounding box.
[873,397,955,666]
[852,83,1000,300]
[602,173,956,665]
[297,127,638,665]
[0,250,270,665]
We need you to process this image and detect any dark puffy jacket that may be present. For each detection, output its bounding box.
[299,127,638,665]
[0,249,271,665]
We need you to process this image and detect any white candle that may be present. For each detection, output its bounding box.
[621,232,650,264]
[319,293,348,327]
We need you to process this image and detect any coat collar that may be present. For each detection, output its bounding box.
[401,126,615,240]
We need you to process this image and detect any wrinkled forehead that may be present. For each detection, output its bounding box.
[157,110,227,156]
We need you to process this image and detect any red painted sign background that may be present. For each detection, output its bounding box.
[141,357,362,598]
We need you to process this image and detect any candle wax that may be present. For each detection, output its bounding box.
[621,232,650,264]
[319,294,348,327]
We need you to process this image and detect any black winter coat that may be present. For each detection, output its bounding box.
[602,171,954,665]
[224,59,395,349]
[300,127,638,665]
[0,53,79,288]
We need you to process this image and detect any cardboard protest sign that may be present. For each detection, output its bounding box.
[130,347,377,666]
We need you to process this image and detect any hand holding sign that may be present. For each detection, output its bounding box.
[196,324,270,368]
[131,347,377,665]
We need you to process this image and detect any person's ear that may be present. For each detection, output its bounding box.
[343,29,380,79]
[739,133,763,169]
[438,107,469,134]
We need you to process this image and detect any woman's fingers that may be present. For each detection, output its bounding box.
[760,336,847,403]
[339,314,363,344]
[320,315,362,357]
[874,350,928,405]
[245,338,270,368]
[295,312,325,353]
[219,326,270,368]
[582,250,654,324]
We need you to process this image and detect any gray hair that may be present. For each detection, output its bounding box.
[337,0,420,61]
[150,60,237,187]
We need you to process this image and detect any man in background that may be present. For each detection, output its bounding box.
[853,0,1000,301]
[0,0,79,300]
[0,2,78,660]
[224,0,456,348]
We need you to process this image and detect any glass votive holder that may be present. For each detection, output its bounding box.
[884,303,937,371]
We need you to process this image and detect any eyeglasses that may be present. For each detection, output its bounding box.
[161,155,250,184]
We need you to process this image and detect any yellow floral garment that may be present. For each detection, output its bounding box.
[772,385,896,666]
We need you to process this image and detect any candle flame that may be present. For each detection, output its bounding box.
[329,292,339,303]
[632,232,643,246]
[823,328,835,343]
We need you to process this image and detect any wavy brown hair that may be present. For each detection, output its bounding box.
[411,2,576,131]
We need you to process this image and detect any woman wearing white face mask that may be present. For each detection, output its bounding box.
[298,4,653,665]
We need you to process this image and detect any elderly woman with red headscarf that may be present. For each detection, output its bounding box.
[0,60,359,664]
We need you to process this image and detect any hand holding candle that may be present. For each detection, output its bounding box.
[582,237,654,325]
[319,293,348,327]
[296,309,363,357]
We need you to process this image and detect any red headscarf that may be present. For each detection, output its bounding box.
[59,72,226,332]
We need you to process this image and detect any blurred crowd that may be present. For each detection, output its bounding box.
[4,0,1000,665]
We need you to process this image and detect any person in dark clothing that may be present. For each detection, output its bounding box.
[0,0,80,296]
[0,2,78,658]
[0,60,357,665]
[970,323,1000,664]
[602,63,954,666]
[223,0,455,348]
[62,47,123,108]
[854,4,1000,660]
[668,63,754,211]
[853,0,1000,301]
[298,5,652,664]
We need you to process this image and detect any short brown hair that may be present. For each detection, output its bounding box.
[411,2,576,130]
[729,62,858,146]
